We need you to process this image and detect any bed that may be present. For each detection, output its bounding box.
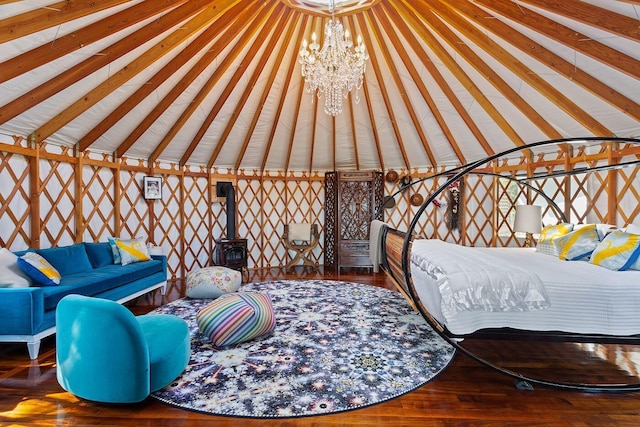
[375,136,640,391]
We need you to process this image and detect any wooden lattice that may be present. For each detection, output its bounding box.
[1,139,639,283]
[0,144,30,249]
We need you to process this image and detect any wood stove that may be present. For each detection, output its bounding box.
[213,182,247,275]
[214,238,247,273]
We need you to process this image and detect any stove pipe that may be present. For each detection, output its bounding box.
[216,182,236,239]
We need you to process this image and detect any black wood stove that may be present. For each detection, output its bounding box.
[214,182,248,275]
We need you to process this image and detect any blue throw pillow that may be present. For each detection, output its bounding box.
[85,242,114,268]
[556,224,601,261]
[36,244,93,277]
[107,237,122,264]
[18,252,61,286]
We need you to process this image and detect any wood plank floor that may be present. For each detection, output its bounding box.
[2,268,640,426]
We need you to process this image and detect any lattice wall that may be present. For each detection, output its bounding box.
[1,138,639,281]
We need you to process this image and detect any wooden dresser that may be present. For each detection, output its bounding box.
[324,171,384,271]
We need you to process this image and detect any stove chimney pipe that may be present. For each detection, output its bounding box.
[216,182,236,239]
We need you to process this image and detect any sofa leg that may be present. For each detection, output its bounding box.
[27,340,41,360]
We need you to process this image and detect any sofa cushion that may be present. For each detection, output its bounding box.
[36,244,93,277]
[0,248,32,288]
[41,259,164,311]
[85,242,114,268]
[18,252,61,286]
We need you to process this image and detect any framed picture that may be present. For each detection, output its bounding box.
[143,176,162,200]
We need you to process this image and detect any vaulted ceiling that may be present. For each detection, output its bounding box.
[1,0,638,172]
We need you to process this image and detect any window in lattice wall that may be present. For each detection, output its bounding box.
[496,178,522,238]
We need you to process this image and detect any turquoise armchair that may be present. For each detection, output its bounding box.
[56,294,190,403]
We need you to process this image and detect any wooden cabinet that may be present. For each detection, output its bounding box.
[324,171,384,271]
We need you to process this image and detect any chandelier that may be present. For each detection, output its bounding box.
[298,0,368,116]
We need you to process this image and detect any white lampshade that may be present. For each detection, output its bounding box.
[514,205,542,234]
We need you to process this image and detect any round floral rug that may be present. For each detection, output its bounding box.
[150,280,455,418]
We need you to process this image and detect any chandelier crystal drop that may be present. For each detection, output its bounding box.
[298,0,368,116]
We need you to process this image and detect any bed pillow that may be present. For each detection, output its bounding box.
[107,237,122,264]
[589,231,640,271]
[624,224,640,235]
[0,248,32,288]
[17,252,61,286]
[115,237,151,266]
[536,223,573,256]
[556,224,601,261]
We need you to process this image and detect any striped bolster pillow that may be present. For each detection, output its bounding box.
[196,292,276,346]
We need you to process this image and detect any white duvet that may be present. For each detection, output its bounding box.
[410,240,640,336]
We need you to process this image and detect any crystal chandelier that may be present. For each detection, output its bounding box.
[298,0,368,116]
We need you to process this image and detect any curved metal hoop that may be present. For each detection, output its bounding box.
[395,136,640,392]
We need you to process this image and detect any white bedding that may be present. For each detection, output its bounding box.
[410,240,640,336]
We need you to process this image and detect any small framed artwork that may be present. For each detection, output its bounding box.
[143,176,162,200]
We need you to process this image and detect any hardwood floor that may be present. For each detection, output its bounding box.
[2,268,640,426]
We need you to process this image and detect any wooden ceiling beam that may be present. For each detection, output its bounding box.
[475,0,640,80]
[347,92,360,171]
[394,0,526,148]
[0,0,189,85]
[178,2,280,166]
[0,0,212,126]
[380,1,493,158]
[83,1,256,154]
[260,14,309,172]
[407,0,562,140]
[354,14,411,169]
[364,9,441,166]
[445,0,640,123]
[518,0,639,43]
[107,2,261,158]
[361,78,385,171]
[371,5,467,163]
[234,13,300,170]
[0,0,132,44]
[34,0,240,144]
[430,0,611,136]
[206,6,291,169]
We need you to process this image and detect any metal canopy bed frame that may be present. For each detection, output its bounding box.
[379,137,640,392]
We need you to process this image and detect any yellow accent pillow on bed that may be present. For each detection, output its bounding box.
[557,224,601,261]
[536,223,573,256]
[589,231,640,271]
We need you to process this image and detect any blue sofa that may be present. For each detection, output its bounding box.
[0,242,167,359]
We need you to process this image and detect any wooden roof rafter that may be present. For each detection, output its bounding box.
[82,0,256,153]
[33,0,240,144]
[234,13,301,170]
[395,0,527,149]
[179,1,283,167]
[0,0,214,125]
[260,14,310,173]
[0,0,133,44]
[368,5,466,164]
[379,1,494,158]
[0,0,191,85]
[408,0,562,140]
[475,0,640,81]
[443,0,640,122]
[149,3,271,165]
[517,0,639,43]
[427,0,611,136]
[206,6,293,169]
[354,14,412,169]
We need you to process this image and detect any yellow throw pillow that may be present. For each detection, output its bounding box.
[17,252,61,286]
[557,224,600,261]
[590,231,640,271]
[116,237,151,266]
[536,223,573,256]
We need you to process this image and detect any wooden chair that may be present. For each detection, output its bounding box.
[283,223,319,272]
